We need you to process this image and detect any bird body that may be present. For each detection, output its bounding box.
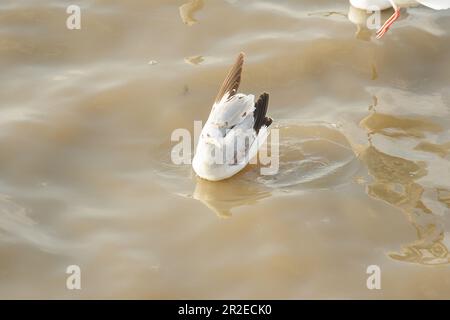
[350,0,449,10]
[192,53,272,181]
[351,0,407,10]
[350,0,450,38]
[417,0,450,10]
[350,0,397,10]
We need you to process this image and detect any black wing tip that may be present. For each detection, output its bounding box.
[253,93,271,133]
[257,92,269,106]
[264,117,273,127]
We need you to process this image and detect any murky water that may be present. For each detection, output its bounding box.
[1,0,449,299]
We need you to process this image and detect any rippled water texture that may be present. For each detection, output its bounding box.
[0,0,449,299]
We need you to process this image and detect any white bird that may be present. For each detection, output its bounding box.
[350,0,450,38]
[192,53,272,181]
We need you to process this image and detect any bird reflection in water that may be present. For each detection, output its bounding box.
[358,106,450,265]
[193,167,272,218]
[192,123,359,217]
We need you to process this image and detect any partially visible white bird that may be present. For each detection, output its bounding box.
[192,53,272,181]
[350,0,450,38]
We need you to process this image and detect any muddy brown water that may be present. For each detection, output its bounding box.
[0,0,449,298]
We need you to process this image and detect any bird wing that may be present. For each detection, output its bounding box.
[207,53,255,129]
[223,93,272,165]
[252,93,272,134]
[202,53,272,165]
[215,52,244,104]
[208,94,255,129]
[416,0,450,9]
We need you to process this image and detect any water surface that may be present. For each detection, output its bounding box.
[0,0,449,299]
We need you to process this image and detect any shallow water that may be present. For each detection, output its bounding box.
[0,0,449,299]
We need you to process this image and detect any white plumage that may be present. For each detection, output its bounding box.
[192,53,272,181]
[350,0,450,38]
[350,0,450,10]
[417,0,450,10]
